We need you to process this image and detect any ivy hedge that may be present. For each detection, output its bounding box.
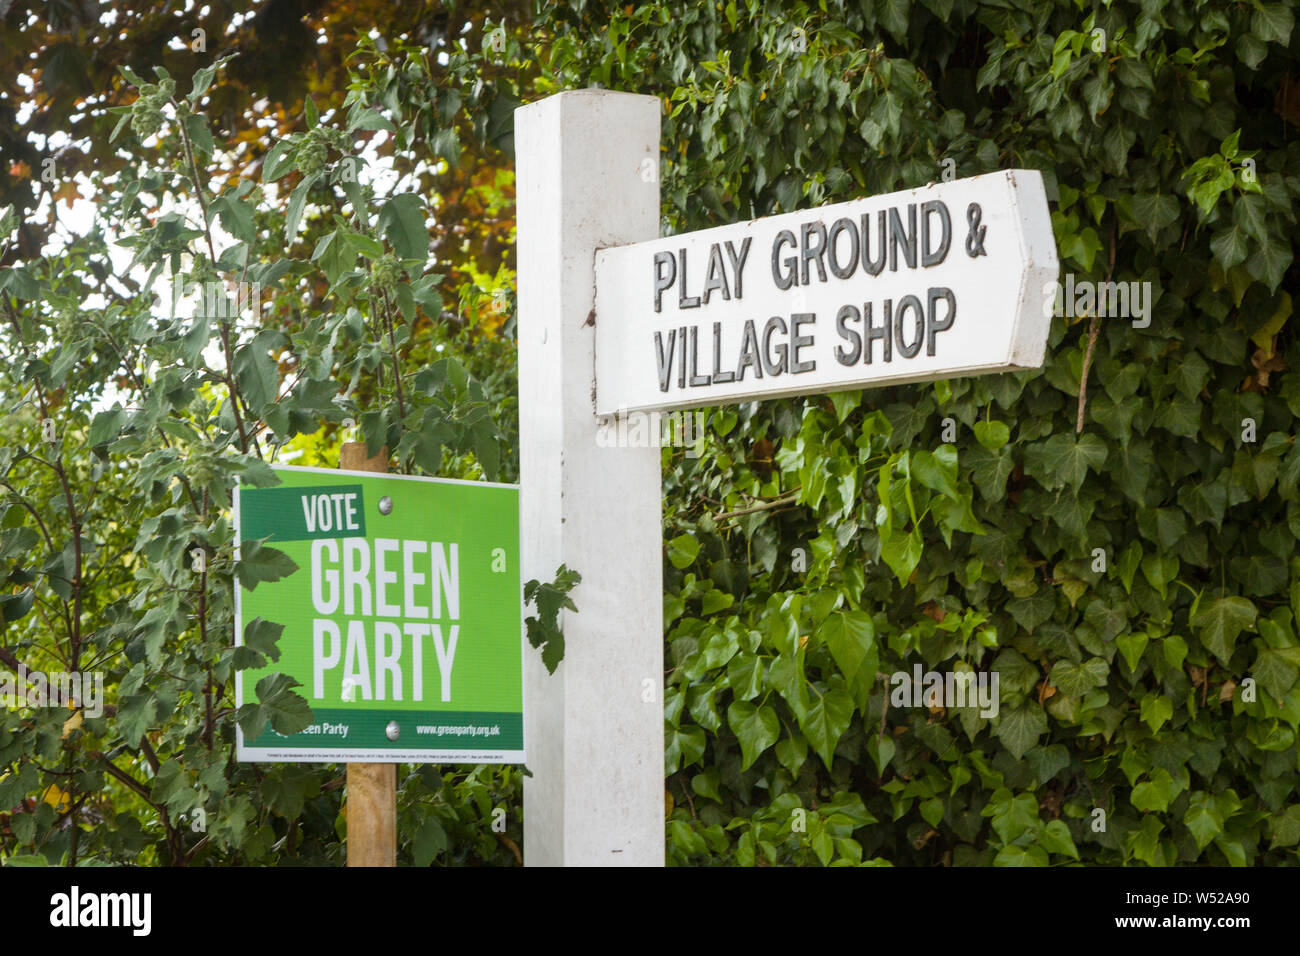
[540,0,1300,865]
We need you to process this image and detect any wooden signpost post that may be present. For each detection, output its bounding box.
[339,442,396,868]
[515,90,1058,865]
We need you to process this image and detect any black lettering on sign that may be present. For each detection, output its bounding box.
[888,205,917,272]
[678,248,700,309]
[725,238,752,299]
[800,221,828,285]
[860,210,886,276]
[688,325,711,386]
[655,328,676,392]
[827,218,859,279]
[677,324,688,388]
[894,294,925,358]
[653,251,675,312]
[835,304,862,366]
[702,243,729,305]
[772,230,797,290]
[736,320,763,381]
[761,316,788,376]
[790,313,816,373]
[866,301,890,364]
[712,322,736,383]
[920,201,951,267]
[927,287,956,355]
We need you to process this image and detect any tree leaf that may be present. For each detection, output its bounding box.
[236,540,300,591]
[284,171,322,242]
[377,193,428,262]
[238,672,313,738]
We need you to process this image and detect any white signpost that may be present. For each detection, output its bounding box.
[515,90,1058,867]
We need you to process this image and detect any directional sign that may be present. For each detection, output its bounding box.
[594,169,1058,416]
[234,465,524,763]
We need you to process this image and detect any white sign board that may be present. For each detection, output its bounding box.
[594,169,1058,416]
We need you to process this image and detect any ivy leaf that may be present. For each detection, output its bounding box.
[1252,646,1300,704]
[996,705,1046,760]
[726,653,763,701]
[1269,806,1300,848]
[1040,819,1079,860]
[1233,193,1268,242]
[1253,3,1295,44]
[884,401,931,448]
[727,700,779,770]
[973,419,1010,450]
[819,610,875,682]
[1024,433,1107,491]
[1083,599,1128,642]
[667,533,700,569]
[1007,587,1055,633]
[665,724,706,773]
[879,528,922,584]
[1192,596,1257,666]
[1049,657,1108,696]
[911,446,959,498]
[987,790,1040,843]
[1248,240,1291,291]
[964,445,1013,500]
[1139,693,1174,733]
[766,652,809,722]
[1210,223,1249,270]
[1115,632,1149,672]
[1131,193,1180,241]
[1184,792,1225,849]
[1131,768,1180,813]
[798,685,854,770]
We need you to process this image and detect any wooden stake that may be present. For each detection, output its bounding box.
[340,441,396,867]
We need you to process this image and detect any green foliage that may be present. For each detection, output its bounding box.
[524,565,583,674]
[539,0,1300,866]
[0,29,524,866]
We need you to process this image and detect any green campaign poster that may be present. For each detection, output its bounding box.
[234,465,524,763]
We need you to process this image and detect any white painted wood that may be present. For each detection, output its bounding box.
[594,170,1058,415]
[515,90,665,866]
